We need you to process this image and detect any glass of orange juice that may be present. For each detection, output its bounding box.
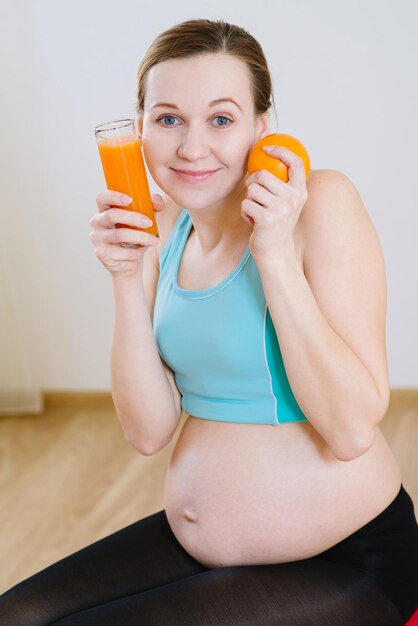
[94,118,158,237]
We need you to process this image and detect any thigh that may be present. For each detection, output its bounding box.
[0,510,208,626]
[316,484,418,621]
[51,559,403,626]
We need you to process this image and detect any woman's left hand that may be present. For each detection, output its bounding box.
[241,145,309,268]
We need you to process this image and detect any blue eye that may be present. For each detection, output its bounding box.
[214,116,232,126]
[156,115,233,127]
[158,115,179,126]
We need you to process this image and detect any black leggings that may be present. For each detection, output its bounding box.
[1,485,417,625]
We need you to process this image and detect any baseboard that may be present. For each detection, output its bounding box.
[44,389,416,410]
[43,391,115,411]
[1,388,416,417]
[0,390,43,415]
[389,388,418,408]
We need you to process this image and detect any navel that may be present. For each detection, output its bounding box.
[183,508,198,523]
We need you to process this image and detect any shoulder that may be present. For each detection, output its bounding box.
[298,168,374,264]
[304,167,363,213]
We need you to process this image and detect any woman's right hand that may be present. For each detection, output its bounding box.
[90,191,164,278]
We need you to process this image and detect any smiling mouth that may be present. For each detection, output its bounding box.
[171,168,221,182]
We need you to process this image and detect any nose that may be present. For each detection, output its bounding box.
[177,124,211,161]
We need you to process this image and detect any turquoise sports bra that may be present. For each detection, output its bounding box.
[153,208,308,426]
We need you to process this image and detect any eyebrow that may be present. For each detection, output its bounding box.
[150,97,243,112]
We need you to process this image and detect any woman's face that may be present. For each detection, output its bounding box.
[138,53,269,210]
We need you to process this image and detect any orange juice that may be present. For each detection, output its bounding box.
[96,134,158,237]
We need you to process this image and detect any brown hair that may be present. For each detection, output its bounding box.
[136,18,277,123]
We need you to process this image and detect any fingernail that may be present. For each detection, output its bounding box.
[263,146,275,153]
[121,196,132,205]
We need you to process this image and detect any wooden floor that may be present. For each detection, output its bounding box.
[0,390,417,594]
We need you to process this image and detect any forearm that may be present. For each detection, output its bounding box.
[111,274,178,454]
[258,254,383,460]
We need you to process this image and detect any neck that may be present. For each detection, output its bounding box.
[186,185,253,255]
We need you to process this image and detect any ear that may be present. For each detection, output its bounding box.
[136,115,144,142]
[255,109,270,141]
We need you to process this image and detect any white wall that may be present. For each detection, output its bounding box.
[0,0,417,394]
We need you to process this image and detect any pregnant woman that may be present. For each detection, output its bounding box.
[1,18,417,626]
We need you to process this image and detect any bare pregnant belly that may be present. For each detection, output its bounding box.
[164,416,401,568]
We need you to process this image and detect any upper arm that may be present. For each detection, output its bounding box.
[142,226,183,422]
[300,169,390,414]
